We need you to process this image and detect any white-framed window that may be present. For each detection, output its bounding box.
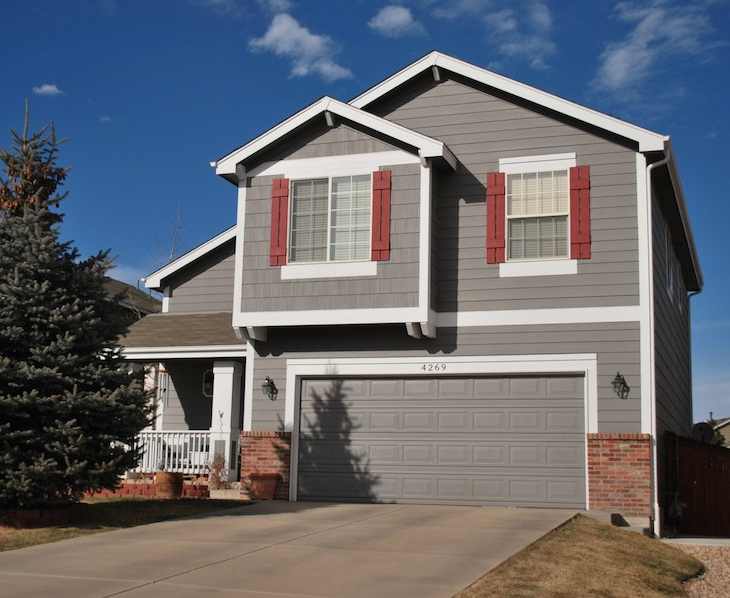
[506,170,569,260]
[289,174,371,263]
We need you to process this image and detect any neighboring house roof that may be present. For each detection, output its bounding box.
[120,312,244,348]
[105,278,161,315]
[211,96,457,184]
[143,225,236,290]
[713,417,730,446]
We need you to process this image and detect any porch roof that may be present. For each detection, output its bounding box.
[120,312,244,348]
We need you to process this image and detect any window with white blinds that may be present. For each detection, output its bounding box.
[507,170,569,260]
[289,174,371,263]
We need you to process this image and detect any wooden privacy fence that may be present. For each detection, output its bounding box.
[665,432,730,537]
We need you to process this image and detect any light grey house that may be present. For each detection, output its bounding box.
[122,52,702,536]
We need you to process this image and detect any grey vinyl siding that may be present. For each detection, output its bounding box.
[248,322,641,432]
[251,121,398,165]
[166,240,235,314]
[370,76,640,313]
[240,157,420,313]
[162,362,214,430]
[652,193,693,509]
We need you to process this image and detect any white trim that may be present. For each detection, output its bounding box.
[284,353,599,503]
[234,306,427,328]
[419,161,433,329]
[281,260,377,280]
[233,173,247,319]
[640,152,661,537]
[162,287,170,313]
[122,345,248,361]
[214,97,457,177]
[499,153,576,173]
[248,151,420,179]
[242,342,255,431]
[437,305,641,328]
[499,259,577,278]
[349,52,666,152]
[637,154,654,436]
[144,226,237,290]
[233,305,640,329]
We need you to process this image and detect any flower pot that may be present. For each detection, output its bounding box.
[248,472,279,500]
[155,471,184,499]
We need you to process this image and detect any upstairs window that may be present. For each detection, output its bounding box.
[270,170,391,268]
[290,175,371,263]
[507,170,569,260]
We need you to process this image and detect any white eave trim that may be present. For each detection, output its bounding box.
[212,96,457,179]
[121,344,248,360]
[143,226,237,290]
[349,52,666,153]
[663,139,703,290]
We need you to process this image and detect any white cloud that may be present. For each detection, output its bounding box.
[32,83,63,96]
[483,2,555,70]
[369,6,426,37]
[100,116,111,123]
[249,14,353,82]
[594,1,717,95]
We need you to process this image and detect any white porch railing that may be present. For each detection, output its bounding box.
[133,431,211,476]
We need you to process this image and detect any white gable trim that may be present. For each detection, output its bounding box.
[350,52,666,153]
[122,344,248,360]
[143,226,236,290]
[213,97,456,179]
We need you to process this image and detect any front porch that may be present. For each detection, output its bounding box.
[120,313,251,483]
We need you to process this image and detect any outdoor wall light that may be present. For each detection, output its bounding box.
[612,372,630,400]
[261,377,278,401]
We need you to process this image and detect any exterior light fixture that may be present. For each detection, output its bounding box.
[261,377,278,401]
[611,372,630,400]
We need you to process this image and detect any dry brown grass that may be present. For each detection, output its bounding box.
[0,497,247,552]
[456,515,703,598]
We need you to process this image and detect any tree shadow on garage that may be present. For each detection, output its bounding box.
[296,378,379,502]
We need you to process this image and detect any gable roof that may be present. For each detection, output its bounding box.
[212,96,457,184]
[143,225,236,290]
[350,51,667,153]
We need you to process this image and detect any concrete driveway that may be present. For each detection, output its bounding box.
[0,502,575,598]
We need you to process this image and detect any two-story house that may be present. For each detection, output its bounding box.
[121,52,702,536]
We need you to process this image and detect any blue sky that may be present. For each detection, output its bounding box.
[2,0,728,420]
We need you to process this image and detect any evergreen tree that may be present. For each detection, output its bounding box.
[0,106,151,509]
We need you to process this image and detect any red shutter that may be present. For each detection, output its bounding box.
[486,172,506,264]
[371,170,391,261]
[570,166,591,259]
[270,178,289,266]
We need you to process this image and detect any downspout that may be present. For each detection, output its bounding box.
[645,145,671,538]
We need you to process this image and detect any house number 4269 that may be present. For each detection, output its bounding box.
[421,363,446,372]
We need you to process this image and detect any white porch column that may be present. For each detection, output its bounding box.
[211,360,243,481]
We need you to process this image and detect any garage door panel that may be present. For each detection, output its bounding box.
[298,376,586,508]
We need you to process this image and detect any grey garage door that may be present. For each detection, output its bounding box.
[298,376,586,508]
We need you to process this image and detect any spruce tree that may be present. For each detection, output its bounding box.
[0,106,151,509]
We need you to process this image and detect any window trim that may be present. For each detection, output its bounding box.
[498,153,577,274]
[288,173,373,265]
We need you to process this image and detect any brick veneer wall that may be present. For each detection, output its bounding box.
[240,431,292,500]
[587,433,652,517]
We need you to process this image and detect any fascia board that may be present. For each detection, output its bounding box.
[143,226,236,290]
[213,97,456,179]
[350,52,666,153]
[664,139,703,291]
